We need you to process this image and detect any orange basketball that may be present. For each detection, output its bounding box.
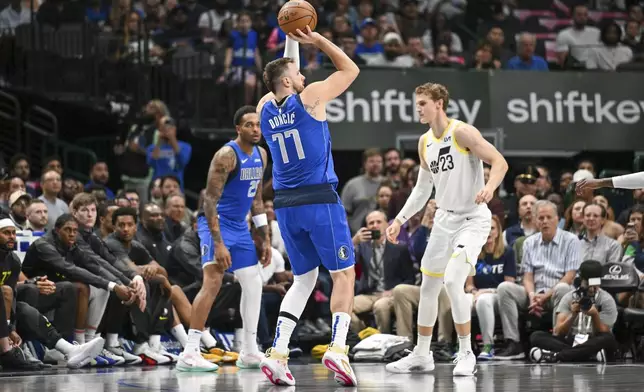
[278,0,318,35]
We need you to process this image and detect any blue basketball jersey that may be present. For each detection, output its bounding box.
[260,94,338,191]
[217,141,264,224]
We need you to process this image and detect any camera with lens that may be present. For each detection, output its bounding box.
[573,276,597,312]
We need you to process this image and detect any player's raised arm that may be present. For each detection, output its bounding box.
[203,146,236,268]
[289,26,360,105]
[386,135,434,243]
[250,146,271,266]
[453,124,508,204]
[576,171,644,194]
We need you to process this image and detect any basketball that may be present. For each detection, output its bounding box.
[278,0,317,35]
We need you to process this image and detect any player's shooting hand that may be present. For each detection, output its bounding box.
[385,221,401,244]
[575,179,601,195]
[287,26,322,45]
[475,186,493,204]
[215,242,232,270]
[352,227,371,246]
[36,276,56,296]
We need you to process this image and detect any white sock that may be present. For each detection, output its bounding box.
[85,329,97,342]
[171,325,189,348]
[74,329,85,344]
[149,334,161,350]
[243,330,259,354]
[458,334,472,354]
[185,329,202,354]
[272,316,297,355]
[106,333,120,348]
[201,328,217,349]
[330,312,351,349]
[54,339,76,355]
[416,334,432,356]
[235,328,244,349]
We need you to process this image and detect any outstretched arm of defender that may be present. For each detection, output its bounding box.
[250,147,271,266]
[289,26,359,105]
[203,146,236,268]
[387,136,434,243]
[453,124,508,204]
[577,171,644,194]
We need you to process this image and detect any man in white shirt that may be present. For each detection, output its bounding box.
[586,21,633,71]
[0,0,32,31]
[555,4,601,67]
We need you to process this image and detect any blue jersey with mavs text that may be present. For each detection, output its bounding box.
[260,94,338,192]
[217,141,263,224]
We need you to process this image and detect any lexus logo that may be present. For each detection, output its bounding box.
[608,265,622,275]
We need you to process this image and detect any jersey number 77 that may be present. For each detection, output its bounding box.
[272,129,306,164]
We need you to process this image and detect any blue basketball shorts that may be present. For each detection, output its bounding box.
[197,215,257,272]
[275,203,355,276]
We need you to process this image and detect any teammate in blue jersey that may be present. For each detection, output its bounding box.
[176,106,272,372]
[257,28,360,387]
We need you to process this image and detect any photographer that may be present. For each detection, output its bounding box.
[350,210,415,334]
[146,117,192,190]
[529,260,618,363]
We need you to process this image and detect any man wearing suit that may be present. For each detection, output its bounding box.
[350,210,416,333]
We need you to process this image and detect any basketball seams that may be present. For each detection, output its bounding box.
[279,1,317,33]
[280,16,314,27]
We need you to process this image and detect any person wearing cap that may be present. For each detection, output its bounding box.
[503,166,538,228]
[528,260,618,363]
[366,32,414,68]
[7,190,31,230]
[0,217,108,369]
[355,18,384,61]
[146,116,192,190]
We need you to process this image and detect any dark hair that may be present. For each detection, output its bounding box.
[98,201,117,219]
[579,260,603,280]
[233,105,257,127]
[55,213,77,230]
[112,207,138,226]
[91,161,107,170]
[124,189,140,197]
[43,155,62,167]
[362,148,382,163]
[582,202,607,219]
[263,57,295,93]
[86,183,107,193]
[71,192,98,211]
[600,20,622,44]
[572,3,588,13]
[384,148,401,158]
[631,204,644,217]
[160,175,181,189]
[9,153,29,170]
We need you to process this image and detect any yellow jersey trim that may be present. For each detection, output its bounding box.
[420,267,444,278]
[431,118,454,142]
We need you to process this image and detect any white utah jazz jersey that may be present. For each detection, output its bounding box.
[420,119,485,213]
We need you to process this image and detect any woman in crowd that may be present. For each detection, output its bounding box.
[592,194,624,239]
[465,215,517,360]
[564,200,586,236]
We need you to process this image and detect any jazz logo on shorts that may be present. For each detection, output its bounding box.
[201,244,209,257]
[338,245,350,261]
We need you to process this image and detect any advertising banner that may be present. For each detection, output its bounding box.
[311,69,490,150]
[312,68,644,151]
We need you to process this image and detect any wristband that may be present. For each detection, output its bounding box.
[108,282,117,292]
[133,275,144,283]
[252,213,268,228]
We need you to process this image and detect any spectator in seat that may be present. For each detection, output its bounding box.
[506,33,548,71]
[591,195,624,239]
[8,177,26,197]
[24,199,48,233]
[43,156,63,176]
[586,21,633,71]
[159,175,193,225]
[350,210,415,334]
[465,215,517,360]
[0,0,33,32]
[388,165,417,221]
[383,148,402,189]
[485,26,513,65]
[337,32,367,66]
[580,203,622,264]
[623,19,644,54]
[535,166,553,198]
[555,4,601,68]
[182,0,207,28]
[529,260,618,363]
[62,178,85,205]
[220,11,262,106]
[471,42,499,70]
[559,171,574,195]
[85,162,115,200]
[164,193,188,243]
[503,194,537,248]
[564,200,586,237]
[355,18,384,63]
[396,0,424,41]
[97,201,118,239]
[366,32,414,68]
[423,11,463,55]
[431,44,457,68]
[8,191,31,230]
[376,184,393,214]
[496,200,581,360]
[331,14,352,36]
[198,0,232,42]
[38,170,69,231]
[8,154,37,196]
[504,166,538,227]
[147,117,192,190]
[124,190,141,211]
[342,148,384,235]
[326,0,357,28]
[137,203,172,267]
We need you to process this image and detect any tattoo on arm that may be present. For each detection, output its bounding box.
[304,97,321,116]
[204,147,236,245]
